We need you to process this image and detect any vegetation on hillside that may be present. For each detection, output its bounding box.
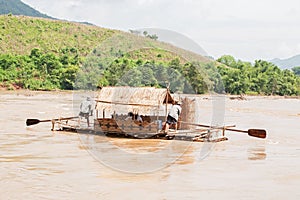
[217,55,300,96]
[76,53,300,95]
[76,55,220,94]
[1,48,299,96]
[0,48,79,90]
[0,15,115,56]
[0,15,299,96]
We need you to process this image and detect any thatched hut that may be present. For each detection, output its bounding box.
[95,86,174,118]
[93,86,195,136]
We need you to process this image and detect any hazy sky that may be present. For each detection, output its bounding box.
[22,0,300,61]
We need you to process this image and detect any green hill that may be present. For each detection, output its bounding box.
[0,0,52,18]
[0,15,116,56]
[0,15,211,60]
[0,15,299,95]
[0,15,214,92]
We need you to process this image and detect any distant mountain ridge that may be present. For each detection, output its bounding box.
[0,0,52,19]
[0,0,96,25]
[270,54,300,69]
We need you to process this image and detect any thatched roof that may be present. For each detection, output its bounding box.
[95,86,174,115]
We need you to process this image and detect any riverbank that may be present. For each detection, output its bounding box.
[1,89,299,100]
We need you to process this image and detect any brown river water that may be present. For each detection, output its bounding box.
[0,91,299,200]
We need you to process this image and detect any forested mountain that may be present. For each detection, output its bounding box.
[0,0,52,18]
[270,55,300,69]
[0,15,299,96]
[0,15,213,91]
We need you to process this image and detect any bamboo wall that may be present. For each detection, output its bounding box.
[179,97,196,129]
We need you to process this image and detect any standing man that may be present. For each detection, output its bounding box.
[79,96,93,127]
[164,100,182,138]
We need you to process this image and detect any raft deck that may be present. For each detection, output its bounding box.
[55,119,228,142]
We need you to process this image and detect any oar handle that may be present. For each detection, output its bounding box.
[179,121,266,139]
[224,128,247,133]
[60,116,78,120]
[49,116,79,122]
[180,121,246,132]
[39,119,52,122]
[26,116,79,126]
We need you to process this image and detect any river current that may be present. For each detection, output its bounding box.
[0,91,299,199]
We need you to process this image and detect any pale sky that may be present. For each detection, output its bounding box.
[22,0,300,62]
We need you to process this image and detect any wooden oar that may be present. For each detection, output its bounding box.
[26,116,78,126]
[223,127,266,139]
[180,122,267,139]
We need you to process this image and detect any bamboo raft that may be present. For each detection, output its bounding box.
[60,122,228,142]
[45,115,227,142]
[26,86,266,142]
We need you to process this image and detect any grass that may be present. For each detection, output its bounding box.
[0,15,212,63]
[0,15,115,56]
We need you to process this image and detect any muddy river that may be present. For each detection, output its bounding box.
[0,91,299,199]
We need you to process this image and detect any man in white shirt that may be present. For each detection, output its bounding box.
[79,97,92,127]
[164,100,182,138]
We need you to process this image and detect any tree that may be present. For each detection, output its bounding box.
[140,64,158,87]
[143,31,148,37]
[117,68,142,87]
[147,34,158,40]
[217,55,237,68]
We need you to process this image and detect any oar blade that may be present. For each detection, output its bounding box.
[26,119,40,126]
[248,129,267,139]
